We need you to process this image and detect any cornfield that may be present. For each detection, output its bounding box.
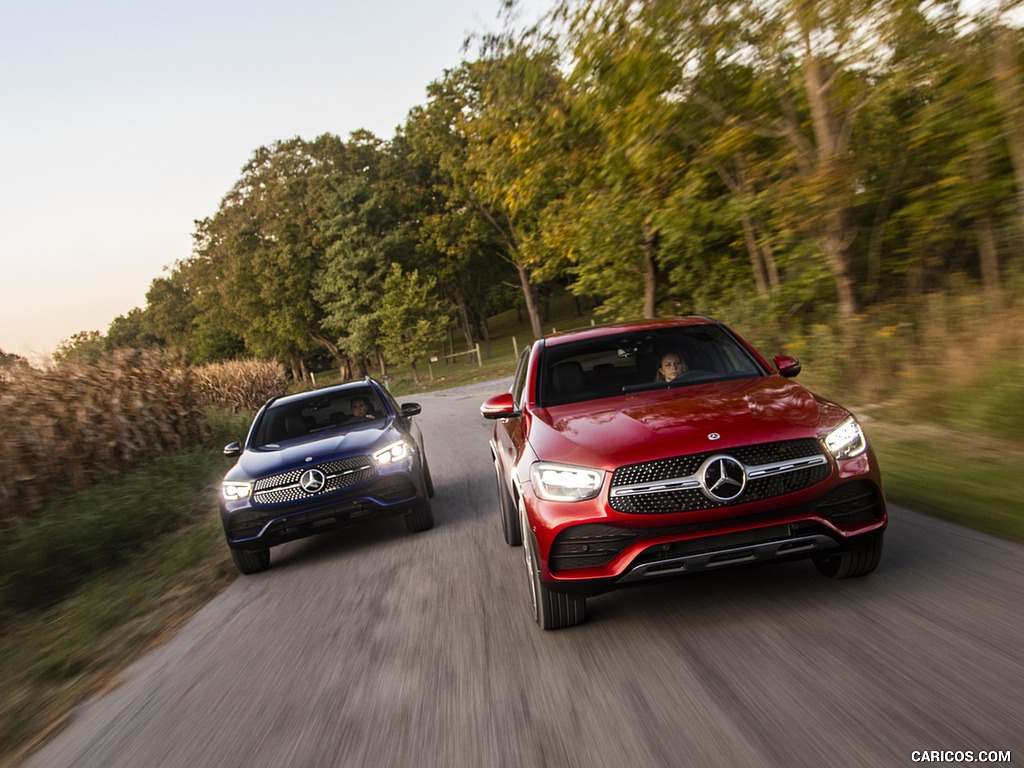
[191,359,287,413]
[0,349,209,530]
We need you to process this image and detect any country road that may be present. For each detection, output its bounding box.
[26,380,1023,768]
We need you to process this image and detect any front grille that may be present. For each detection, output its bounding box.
[609,438,830,514]
[227,474,420,541]
[253,457,374,505]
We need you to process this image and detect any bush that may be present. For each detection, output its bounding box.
[0,451,221,612]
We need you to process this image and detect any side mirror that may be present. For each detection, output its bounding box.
[774,355,802,378]
[401,402,422,417]
[481,393,519,419]
[223,441,242,457]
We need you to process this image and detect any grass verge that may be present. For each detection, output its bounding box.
[867,420,1024,543]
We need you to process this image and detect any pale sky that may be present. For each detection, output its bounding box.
[0,0,547,363]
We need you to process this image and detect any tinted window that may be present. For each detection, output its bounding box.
[539,325,764,406]
[252,387,384,447]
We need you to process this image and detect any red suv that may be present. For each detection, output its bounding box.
[481,318,886,629]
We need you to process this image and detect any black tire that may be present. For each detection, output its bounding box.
[405,497,434,533]
[495,458,521,546]
[231,547,270,575]
[422,457,435,498]
[520,502,585,630]
[813,534,884,579]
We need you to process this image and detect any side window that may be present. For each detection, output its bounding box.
[511,348,530,407]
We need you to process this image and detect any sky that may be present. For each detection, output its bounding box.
[0,0,547,363]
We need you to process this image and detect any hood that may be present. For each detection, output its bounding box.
[230,419,394,481]
[529,377,845,471]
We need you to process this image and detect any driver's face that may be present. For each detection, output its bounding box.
[352,399,367,415]
[659,354,683,379]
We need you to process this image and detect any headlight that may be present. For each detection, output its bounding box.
[531,462,605,502]
[825,417,867,460]
[373,440,410,465]
[222,481,252,500]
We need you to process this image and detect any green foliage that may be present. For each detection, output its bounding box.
[377,264,451,381]
[0,450,222,612]
[68,1,1024,383]
[53,330,105,366]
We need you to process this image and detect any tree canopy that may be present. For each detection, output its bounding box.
[85,0,1021,375]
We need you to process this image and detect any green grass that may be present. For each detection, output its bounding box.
[0,411,247,767]
[869,424,1024,543]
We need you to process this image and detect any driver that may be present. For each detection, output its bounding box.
[656,351,687,382]
[350,396,374,419]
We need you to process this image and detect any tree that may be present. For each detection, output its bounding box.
[403,79,518,357]
[53,331,105,366]
[377,264,451,384]
[314,131,417,377]
[192,135,346,378]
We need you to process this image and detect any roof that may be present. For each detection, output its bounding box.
[541,316,718,347]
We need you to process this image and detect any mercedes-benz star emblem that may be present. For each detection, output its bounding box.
[299,468,326,494]
[700,456,746,502]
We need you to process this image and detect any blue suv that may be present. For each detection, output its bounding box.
[219,378,434,574]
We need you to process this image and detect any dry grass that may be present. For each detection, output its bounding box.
[191,359,288,413]
[0,350,209,530]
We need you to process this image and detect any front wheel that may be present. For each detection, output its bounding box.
[422,456,435,498]
[495,458,521,546]
[813,534,883,579]
[231,547,270,575]
[405,497,434,533]
[520,502,585,630]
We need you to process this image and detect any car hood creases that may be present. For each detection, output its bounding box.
[530,377,838,471]
[234,421,394,479]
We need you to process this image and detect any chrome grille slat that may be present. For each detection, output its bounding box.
[609,439,830,514]
[253,457,375,505]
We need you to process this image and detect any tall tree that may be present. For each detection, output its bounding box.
[377,264,452,384]
[192,135,345,378]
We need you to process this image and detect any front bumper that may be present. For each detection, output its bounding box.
[525,459,887,595]
[220,462,425,551]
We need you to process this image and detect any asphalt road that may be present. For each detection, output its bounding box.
[27,380,1023,768]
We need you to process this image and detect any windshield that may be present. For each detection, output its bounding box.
[251,387,385,447]
[538,325,765,407]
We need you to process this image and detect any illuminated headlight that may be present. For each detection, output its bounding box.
[222,481,252,501]
[825,417,867,460]
[373,440,410,465]
[531,462,605,502]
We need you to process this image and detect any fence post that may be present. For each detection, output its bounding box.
[476,344,482,367]
[512,336,518,360]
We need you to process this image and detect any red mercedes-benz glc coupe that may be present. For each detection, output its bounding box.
[481,317,886,629]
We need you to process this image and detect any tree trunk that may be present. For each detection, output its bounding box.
[993,25,1024,242]
[475,309,492,359]
[453,288,475,352]
[822,208,860,321]
[741,212,770,296]
[642,224,658,318]
[516,262,543,339]
[969,135,1002,301]
[797,13,861,321]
